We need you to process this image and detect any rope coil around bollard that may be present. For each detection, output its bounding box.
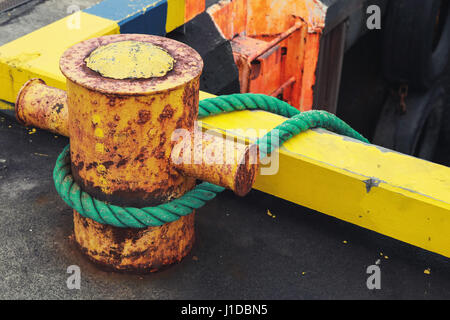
[53,93,369,228]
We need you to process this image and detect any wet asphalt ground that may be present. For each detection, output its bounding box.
[1,114,450,299]
[0,0,449,299]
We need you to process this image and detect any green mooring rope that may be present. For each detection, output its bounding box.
[53,93,369,228]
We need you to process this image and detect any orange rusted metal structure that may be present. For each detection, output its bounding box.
[207,0,325,111]
[16,34,258,272]
[185,0,205,22]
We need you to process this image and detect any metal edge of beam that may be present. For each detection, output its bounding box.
[199,109,450,258]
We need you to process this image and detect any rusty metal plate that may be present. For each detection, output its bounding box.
[59,34,203,95]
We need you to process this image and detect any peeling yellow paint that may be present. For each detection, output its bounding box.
[92,114,101,125]
[97,164,107,175]
[95,143,105,153]
[98,176,111,194]
[85,40,175,80]
[94,128,104,138]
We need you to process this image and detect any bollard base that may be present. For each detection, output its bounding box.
[73,211,195,273]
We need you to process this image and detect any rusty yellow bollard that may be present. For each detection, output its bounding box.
[16,34,258,272]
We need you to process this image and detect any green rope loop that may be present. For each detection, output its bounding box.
[53,93,369,228]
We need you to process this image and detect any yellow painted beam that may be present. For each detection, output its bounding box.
[200,110,450,258]
[0,100,14,111]
[166,0,185,33]
[0,12,119,103]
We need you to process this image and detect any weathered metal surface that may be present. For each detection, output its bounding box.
[73,211,195,273]
[185,0,205,22]
[66,79,198,208]
[59,34,203,95]
[207,0,247,40]
[208,0,323,110]
[15,78,69,137]
[271,76,296,99]
[231,24,307,106]
[172,128,259,196]
[312,21,347,114]
[231,36,280,94]
[14,79,258,196]
[14,34,260,272]
[4,111,450,298]
[61,34,201,208]
[247,21,303,63]
[85,40,175,80]
[61,34,201,272]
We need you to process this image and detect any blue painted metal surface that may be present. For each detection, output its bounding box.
[84,0,168,35]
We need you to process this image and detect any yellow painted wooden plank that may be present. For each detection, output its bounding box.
[0,12,119,103]
[0,100,14,111]
[200,109,450,258]
[199,91,216,100]
[166,0,185,33]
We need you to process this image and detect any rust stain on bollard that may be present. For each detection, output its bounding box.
[73,211,195,273]
[14,34,260,273]
[65,79,199,207]
[60,35,202,208]
[59,34,202,272]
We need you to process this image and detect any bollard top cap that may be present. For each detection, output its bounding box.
[85,40,176,80]
[60,34,203,95]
